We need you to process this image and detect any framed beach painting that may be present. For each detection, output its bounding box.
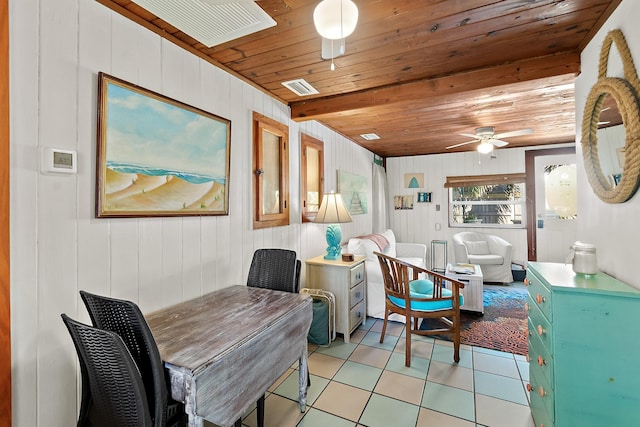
[96,73,231,218]
[338,170,368,215]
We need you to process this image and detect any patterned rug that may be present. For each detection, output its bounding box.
[419,285,528,355]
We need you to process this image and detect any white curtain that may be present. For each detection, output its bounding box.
[372,163,389,233]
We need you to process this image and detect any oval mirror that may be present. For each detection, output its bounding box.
[581,78,640,203]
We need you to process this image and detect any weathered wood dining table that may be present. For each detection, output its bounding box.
[145,285,313,427]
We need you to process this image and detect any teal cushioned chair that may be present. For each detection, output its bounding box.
[374,251,465,366]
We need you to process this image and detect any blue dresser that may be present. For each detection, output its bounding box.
[527,262,640,427]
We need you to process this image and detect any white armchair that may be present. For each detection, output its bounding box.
[346,229,426,320]
[452,232,513,283]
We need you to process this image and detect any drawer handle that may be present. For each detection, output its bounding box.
[524,302,529,312]
[536,294,546,304]
[537,325,546,336]
[524,278,529,286]
[538,386,546,398]
[357,311,362,318]
[538,355,546,366]
[355,291,361,299]
[526,383,547,398]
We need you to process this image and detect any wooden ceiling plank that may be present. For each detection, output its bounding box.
[290,52,579,121]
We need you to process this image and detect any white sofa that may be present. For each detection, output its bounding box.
[452,231,513,283]
[345,229,426,320]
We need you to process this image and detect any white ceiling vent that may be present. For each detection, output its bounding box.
[132,0,276,47]
[282,79,319,97]
[360,133,380,140]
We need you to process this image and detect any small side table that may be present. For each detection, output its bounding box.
[430,240,447,273]
[444,263,484,314]
[305,255,366,343]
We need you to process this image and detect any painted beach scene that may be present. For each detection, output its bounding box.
[98,76,230,216]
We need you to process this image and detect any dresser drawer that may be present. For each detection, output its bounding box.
[350,281,365,307]
[527,271,553,321]
[529,329,554,386]
[349,299,365,330]
[528,297,553,353]
[529,366,555,426]
[350,263,365,287]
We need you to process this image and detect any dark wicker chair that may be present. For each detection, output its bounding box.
[247,248,300,292]
[61,314,153,427]
[79,291,186,427]
[245,248,302,427]
[375,251,465,366]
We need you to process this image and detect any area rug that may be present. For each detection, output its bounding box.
[419,285,528,355]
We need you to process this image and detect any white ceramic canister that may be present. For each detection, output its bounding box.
[568,241,598,275]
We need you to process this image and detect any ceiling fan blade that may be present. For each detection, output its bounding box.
[491,139,509,147]
[446,140,477,149]
[494,128,534,139]
[459,133,479,139]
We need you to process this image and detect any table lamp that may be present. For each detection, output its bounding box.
[314,192,353,260]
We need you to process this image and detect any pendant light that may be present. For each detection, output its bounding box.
[313,0,358,70]
[313,0,358,39]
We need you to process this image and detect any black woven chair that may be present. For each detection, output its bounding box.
[61,314,153,427]
[247,248,300,292]
[245,249,303,427]
[79,291,186,427]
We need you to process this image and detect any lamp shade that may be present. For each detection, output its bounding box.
[314,193,353,224]
[313,0,359,40]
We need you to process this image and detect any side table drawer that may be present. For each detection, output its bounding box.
[349,299,365,330]
[350,263,365,287]
[350,281,365,308]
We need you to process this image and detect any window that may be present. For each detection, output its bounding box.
[544,164,577,219]
[252,112,289,229]
[301,133,324,222]
[446,173,526,228]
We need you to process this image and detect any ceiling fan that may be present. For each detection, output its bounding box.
[446,126,534,153]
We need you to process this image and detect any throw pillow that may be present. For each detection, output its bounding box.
[347,238,378,262]
[409,279,434,295]
[381,229,397,257]
[463,240,490,255]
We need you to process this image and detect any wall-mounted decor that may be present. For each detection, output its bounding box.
[338,170,368,215]
[417,192,432,203]
[404,173,424,188]
[581,29,640,203]
[96,73,231,218]
[394,195,414,210]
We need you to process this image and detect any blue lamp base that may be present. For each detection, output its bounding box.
[324,223,343,260]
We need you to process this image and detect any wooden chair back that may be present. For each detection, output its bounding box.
[374,251,465,365]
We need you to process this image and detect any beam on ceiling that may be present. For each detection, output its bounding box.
[290,51,580,121]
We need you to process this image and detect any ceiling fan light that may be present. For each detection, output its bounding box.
[313,0,359,40]
[477,141,494,154]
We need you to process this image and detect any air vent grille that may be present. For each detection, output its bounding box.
[132,0,276,47]
[360,133,380,140]
[282,79,319,97]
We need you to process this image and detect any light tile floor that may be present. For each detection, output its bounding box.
[208,318,534,427]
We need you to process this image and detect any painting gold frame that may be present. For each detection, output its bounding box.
[96,73,231,217]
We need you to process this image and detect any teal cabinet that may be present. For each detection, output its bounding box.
[527,262,640,427]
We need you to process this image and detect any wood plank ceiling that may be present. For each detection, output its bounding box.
[97,0,621,158]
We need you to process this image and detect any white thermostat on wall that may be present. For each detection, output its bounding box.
[41,147,77,174]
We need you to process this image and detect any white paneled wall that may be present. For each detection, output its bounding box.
[575,0,640,289]
[9,0,373,425]
[386,147,570,269]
